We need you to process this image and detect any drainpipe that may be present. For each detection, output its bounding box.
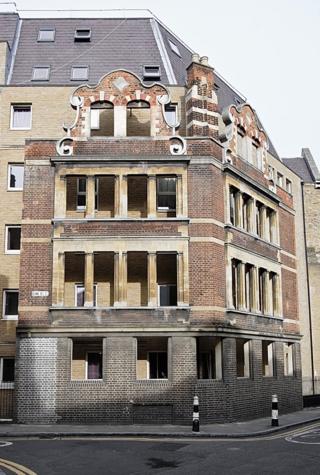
[301,181,315,395]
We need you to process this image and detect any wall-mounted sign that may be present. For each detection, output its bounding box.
[32,291,49,297]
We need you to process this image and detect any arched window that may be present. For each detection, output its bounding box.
[90,101,114,137]
[127,100,151,136]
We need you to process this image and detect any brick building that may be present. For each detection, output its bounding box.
[0,5,303,423]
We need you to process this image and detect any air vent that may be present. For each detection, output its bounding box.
[143,65,161,80]
[74,29,91,42]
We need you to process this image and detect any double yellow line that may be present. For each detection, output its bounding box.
[0,457,37,475]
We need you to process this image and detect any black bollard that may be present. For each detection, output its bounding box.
[271,394,279,427]
[192,395,199,432]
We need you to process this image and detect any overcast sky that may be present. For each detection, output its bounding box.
[6,0,320,163]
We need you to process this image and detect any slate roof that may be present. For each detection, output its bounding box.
[0,9,279,159]
[283,149,320,183]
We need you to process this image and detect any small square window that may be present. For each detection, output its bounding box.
[5,226,21,254]
[10,105,32,130]
[74,29,91,41]
[8,164,24,190]
[3,290,19,320]
[143,65,161,80]
[71,66,89,81]
[38,29,55,42]
[75,284,97,307]
[32,66,50,81]
[168,39,181,57]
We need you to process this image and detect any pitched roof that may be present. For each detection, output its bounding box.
[0,8,279,159]
[283,149,320,183]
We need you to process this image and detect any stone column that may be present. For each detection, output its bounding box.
[176,175,183,218]
[260,206,267,239]
[85,176,96,218]
[147,175,157,218]
[115,251,127,306]
[55,175,67,218]
[239,262,246,310]
[120,175,128,218]
[148,252,157,306]
[248,198,255,233]
[84,252,94,307]
[114,105,127,137]
[235,192,243,228]
[262,270,269,314]
[114,176,120,218]
[113,252,120,305]
[177,252,185,306]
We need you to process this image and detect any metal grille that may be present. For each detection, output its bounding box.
[0,385,14,421]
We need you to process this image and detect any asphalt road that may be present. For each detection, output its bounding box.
[0,424,320,474]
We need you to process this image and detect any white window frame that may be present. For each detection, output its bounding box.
[10,104,32,130]
[147,351,168,380]
[74,283,97,307]
[37,29,55,42]
[2,290,19,321]
[85,351,102,380]
[0,357,15,388]
[5,225,21,255]
[143,65,161,80]
[7,164,24,191]
[76,177,86,210]
[74,28,91,41]
[156,176,176,211]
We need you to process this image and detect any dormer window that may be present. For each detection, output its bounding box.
[143,65,160,80]
[38,29,55,42]
[74,29,91,42]
[237,127,246,160]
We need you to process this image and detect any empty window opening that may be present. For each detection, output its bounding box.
[74,28,91,41]
[71,66,88,81]
[237,128,246,160]
[277,172,284,188]
[0,358,14,383]
[157,176,176,217]
[231,258,241,309]
[95,176,115,217]
[229,186,237,225]
[32,66,50,81]
[258,268,267,314]
[128,176,147,218]
[255,201,263,237]
[94,252,114,307]
[3,290,18,320]
[262,341,274,377]
[38,29,55,42]
[127,252,148,307]
[8,164,24,190]
[136,337,168,380]
[242,194,252,232]
[64,253,85,307]
[90,101,114,137]
[143,65,161,80]
[157,254,177,306]
[75,283,97,307]
[127,100,151,137]
[66,176,85,216]
[284,343,294,376]
[71,339,102,381]
[197,337,222,380]
[5,226,21,254]
[236,339,251,378]
[10,104,32,130]
[77,177,86,210]
[244,263,254,312]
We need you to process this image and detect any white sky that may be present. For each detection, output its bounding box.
[5,0,320,163]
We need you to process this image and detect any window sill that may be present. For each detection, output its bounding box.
[5,251,20,255]
[226,308,283,321]
[54,217,189,222]
[0,383,14,389]
[7,188,23,192]
[2,316,18,321]
[236,154,264,173]
[225,223,280,249]
[70,379,104,383]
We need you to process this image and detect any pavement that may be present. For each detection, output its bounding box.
[0,407,320,439]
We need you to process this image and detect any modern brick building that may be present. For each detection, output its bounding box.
[0,5,304,423]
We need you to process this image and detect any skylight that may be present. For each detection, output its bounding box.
[143,65,161,80]
[71,66,89,81]
[168,39,181,57]
[32,66,50,81]
[37,29,55,42]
